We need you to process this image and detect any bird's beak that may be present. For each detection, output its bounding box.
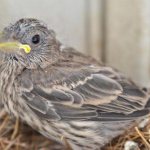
[0,32,31,54]
[0,42,31,54]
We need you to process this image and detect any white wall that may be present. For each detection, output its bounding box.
[105,0,150,87]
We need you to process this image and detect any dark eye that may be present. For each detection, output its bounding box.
[32,34,40,44]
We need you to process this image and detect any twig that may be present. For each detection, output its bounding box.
[135,126,150,149]
[0,138,28,148]
[4,139,16,150]
[0,140,5,149]
[0,116,9,133]
[11,118,19,140]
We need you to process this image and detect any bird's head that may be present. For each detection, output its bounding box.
[0,18,61,68]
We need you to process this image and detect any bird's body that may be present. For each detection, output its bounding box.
[0,18,150,150]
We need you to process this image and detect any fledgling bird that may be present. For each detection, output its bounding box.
[0,18,150,150]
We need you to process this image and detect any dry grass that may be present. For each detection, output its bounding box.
[104,119,150,150]
[0,108,150,150]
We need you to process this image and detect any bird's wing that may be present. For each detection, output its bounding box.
[17,63,149,122]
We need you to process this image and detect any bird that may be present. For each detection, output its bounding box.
[0,18,150,150]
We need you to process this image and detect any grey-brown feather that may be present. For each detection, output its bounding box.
[18,61,149,120]
[0,18,150,150]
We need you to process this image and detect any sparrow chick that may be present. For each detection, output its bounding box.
[0,18,150,150]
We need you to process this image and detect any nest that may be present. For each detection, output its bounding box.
[0,109,150,150]
[103,119,150,150]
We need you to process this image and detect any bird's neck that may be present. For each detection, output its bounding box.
[0,61,23,85]
[0,61,24,115]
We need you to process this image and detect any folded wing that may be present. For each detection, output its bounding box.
[17,64,149,122]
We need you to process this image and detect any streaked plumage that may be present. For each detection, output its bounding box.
[0,18,150,150]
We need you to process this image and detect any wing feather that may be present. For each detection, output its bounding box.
[17,64,149,122]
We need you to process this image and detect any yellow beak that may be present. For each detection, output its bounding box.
[0,42,31,54]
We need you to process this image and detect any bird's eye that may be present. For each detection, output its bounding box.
[31,34,40,44]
